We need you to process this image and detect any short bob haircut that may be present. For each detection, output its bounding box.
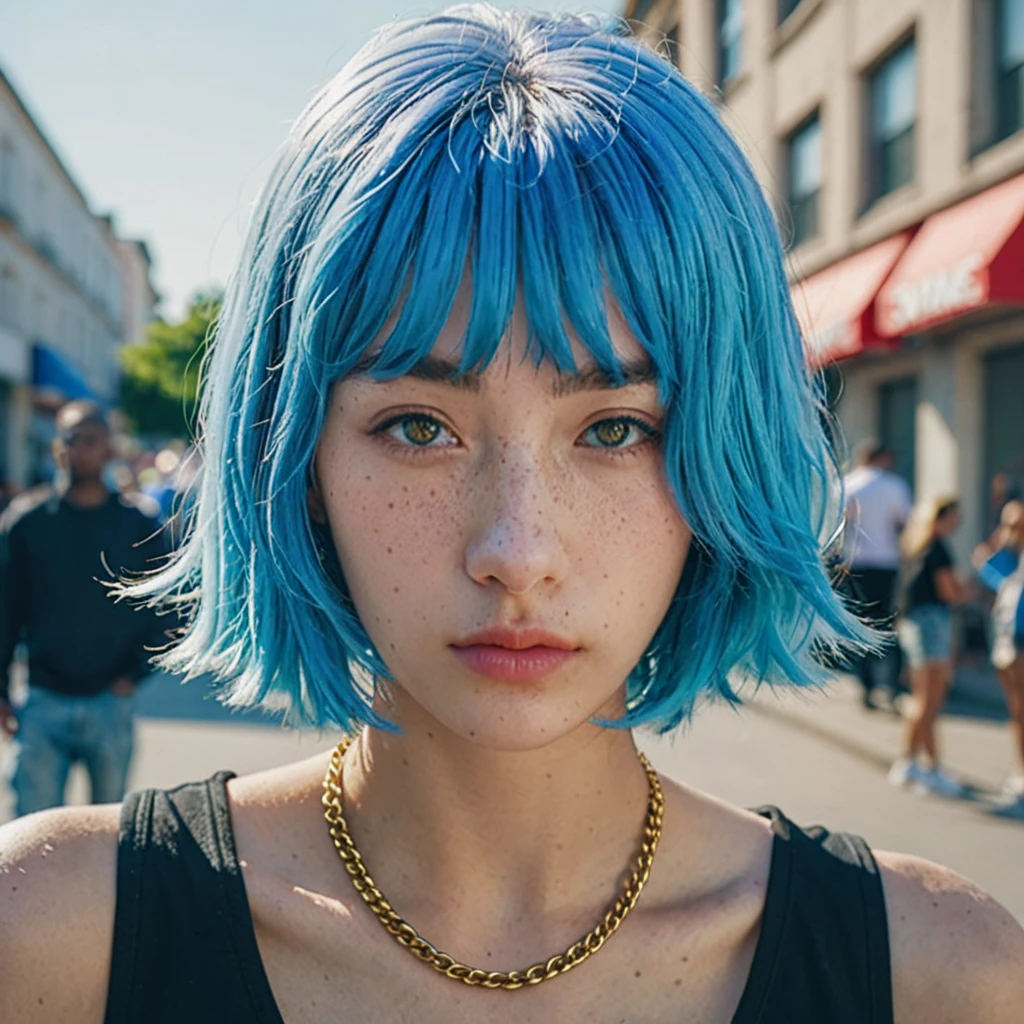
[124,4,871,733]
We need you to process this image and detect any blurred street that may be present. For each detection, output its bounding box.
[3,669,1021,923]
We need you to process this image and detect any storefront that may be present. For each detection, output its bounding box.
[793,172,1024,699]
[791,230,921,490]
[794,171,1024,544]
[873,170,1024,548]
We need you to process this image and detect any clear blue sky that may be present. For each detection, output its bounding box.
[0,1,623,320]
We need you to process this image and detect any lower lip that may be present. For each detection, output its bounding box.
[451,645,577,681]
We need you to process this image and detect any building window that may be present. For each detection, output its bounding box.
[778,0,803,23]
[33,175,49,240]
[0,267,19,330]
[0,139,16,217]
[717,0,743,86]
[865,39,916,206]
[997,0,1024,139]
[33,289,48,339]
[786,112,822,246]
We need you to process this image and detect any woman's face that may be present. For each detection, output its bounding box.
[1001,503,1024,551]
[936,507,961,537]
[311,296,691,751]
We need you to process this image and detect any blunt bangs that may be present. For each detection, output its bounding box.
[121,4,872,732]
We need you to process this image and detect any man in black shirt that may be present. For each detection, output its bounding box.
[0,401,171,816]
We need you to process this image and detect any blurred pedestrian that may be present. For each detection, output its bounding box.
[890,497,971,796]
[987,472,1022,541]
[842,440,911,709]
[0,476,18,517]
[974,500,1024,815]
[0,400,170,815]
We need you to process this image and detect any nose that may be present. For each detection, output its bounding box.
[464,447,571,595]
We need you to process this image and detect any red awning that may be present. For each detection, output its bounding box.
[791,232,914,365]
[876,172,1024,337]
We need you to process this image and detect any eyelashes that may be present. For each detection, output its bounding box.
[370,411,662,457]
[579,416,662,452]
[371,412,460,452]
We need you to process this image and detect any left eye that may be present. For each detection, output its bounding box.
[579,417,657,449]
[378,413,459,448]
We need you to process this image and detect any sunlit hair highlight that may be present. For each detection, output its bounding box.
[119,4,872,732]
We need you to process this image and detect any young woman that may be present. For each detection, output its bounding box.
[890,498,972,797]
[1,8,1022,1023]
[976,499,1024,814]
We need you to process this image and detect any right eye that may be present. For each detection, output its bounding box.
[374,413,460,450]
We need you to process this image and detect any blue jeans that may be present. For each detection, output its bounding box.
[10,687,135,816]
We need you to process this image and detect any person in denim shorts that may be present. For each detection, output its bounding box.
[890,498,971,796]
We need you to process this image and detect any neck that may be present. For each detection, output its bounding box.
[337,697,654,961]
[63,478,108,507]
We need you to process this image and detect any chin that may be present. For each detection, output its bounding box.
[386,676,627,753]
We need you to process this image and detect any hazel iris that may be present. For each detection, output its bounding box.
[592,420,629,447]
[402,416,441,446]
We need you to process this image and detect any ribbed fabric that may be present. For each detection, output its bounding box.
[732,807,894,1024]
[104,777,893,1024]
[104,773,280,1024]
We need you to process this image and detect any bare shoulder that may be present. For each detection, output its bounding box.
[648,776,775,918]
[0,803,121,1024]
[876,849,1024,1024]
[225,750,335,872]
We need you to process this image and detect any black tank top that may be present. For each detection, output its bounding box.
[104,773,894,1024]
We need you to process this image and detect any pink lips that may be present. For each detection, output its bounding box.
[451,627,579,681]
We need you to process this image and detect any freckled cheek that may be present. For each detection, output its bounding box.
[636,484,690,559]
[576,478,689,599]
[328,471,468,578]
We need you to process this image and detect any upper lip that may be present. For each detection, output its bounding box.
[452,627,579,651]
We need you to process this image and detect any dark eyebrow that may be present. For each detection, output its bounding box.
[353,353,656,396]
[551,356,657,398]
[353,354,482,392]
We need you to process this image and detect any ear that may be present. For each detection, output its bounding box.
[307,468,328,525]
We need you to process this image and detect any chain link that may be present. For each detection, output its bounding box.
[321,736,665,990]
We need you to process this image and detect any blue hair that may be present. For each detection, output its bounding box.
[123,4,871,732]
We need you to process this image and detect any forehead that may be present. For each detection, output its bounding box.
[65,415,107,433]
[63,418,107,437]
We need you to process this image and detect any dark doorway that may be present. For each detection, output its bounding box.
[878,376,917,492]
[983,342,1024,535]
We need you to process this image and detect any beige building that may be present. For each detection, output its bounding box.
[0,66,158,485]
[116,238,160,348]
[626,0,1024,694]
[627,0,1024,554]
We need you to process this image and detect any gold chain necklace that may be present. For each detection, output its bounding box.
[321,736,665,990]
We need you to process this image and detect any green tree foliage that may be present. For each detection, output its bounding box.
[119,293,221,439]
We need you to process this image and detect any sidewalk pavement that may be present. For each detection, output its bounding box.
[747,672,1017,798]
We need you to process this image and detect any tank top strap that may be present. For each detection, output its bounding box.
[104,773,284,1024]
[734,806,894,1024]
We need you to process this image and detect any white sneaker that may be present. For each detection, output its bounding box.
[912,765,967,799]
[1002,776,1024,799]
[993,792,1024,819]
[888,757,924,788]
